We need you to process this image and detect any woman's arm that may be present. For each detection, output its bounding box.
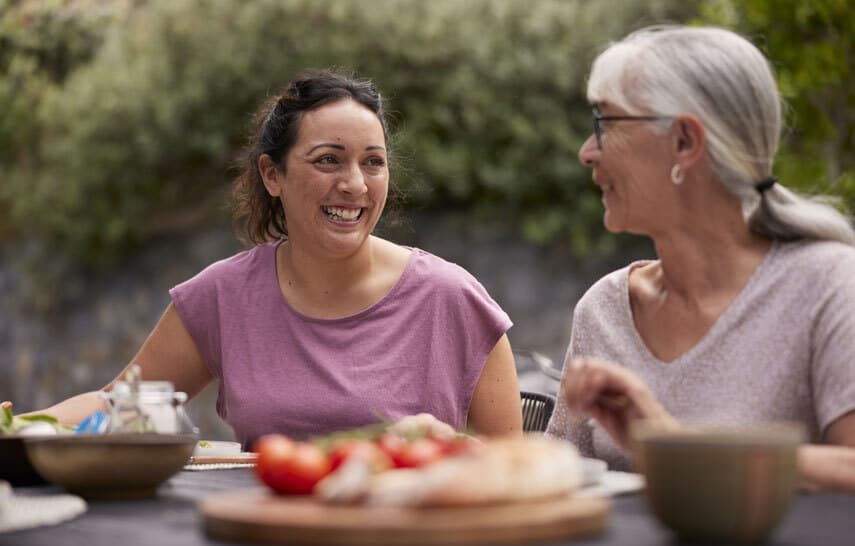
[467,334,522,437]
[563,358,855,493]
[798,444,855,493]
[28,303,213,426]
[33,391,110,426]
[798,410,855,492]
[113,302,213,398]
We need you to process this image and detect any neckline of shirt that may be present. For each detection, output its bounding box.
[619,239,781,367]
[269,240,420,324]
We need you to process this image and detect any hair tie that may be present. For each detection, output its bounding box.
[755,176,777,194]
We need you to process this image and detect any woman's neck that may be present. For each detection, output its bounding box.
[278,237,377,300]
[648,172,770,298]
[628,206,772,362]
[275,236,411,319]
[650,216,771,307]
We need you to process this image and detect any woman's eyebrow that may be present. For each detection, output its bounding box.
[306,143,386,155]
[306,143,345,155]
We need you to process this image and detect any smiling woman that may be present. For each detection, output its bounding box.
[548,25,855,493]
[27,70,522,446]
[256,99,394,306]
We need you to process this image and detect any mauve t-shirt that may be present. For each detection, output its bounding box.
[170,241,511,445]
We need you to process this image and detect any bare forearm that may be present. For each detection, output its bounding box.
[30,391,108,426]
[798,444,855,493]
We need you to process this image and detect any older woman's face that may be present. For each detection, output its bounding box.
[276,99,389,258]
[578,102,675,235]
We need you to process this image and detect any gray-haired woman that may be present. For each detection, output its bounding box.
[547,25,855,491]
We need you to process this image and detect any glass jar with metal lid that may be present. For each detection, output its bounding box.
[102,365,197,435]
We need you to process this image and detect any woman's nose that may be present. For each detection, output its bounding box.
[578,134,599,167]
[337,164,368,194]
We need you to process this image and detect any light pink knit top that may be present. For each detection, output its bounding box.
[547,239,855,470]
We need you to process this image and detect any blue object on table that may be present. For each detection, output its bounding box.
[75,410,106,434]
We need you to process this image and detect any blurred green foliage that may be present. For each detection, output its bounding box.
[0,0,851,273]
[0,0,689,267]
[697,0,855,207]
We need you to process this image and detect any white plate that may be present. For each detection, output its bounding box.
[580,457,608,487]
[0,480,10,516]
[193,440,242,457]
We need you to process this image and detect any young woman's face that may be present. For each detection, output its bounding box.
[577,102,674,236]
[275,99,389,258]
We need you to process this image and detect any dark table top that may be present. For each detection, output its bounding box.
[3,468,853,546]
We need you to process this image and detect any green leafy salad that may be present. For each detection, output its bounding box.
[0,406,73,435]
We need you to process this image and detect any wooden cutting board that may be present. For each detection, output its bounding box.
[200,487,610,545]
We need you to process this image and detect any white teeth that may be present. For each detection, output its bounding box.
[323,206,361,221]
[603,184,613,192]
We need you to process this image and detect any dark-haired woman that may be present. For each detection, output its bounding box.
[34,70,522,445]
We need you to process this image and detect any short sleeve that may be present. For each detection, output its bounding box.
[454,270,513,414]
[810,252,855,433]
[169,266,224,380]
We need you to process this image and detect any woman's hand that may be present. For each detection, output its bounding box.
[560,357,678,450]
[0,401,11,410]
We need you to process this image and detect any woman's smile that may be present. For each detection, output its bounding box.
[321,205,364,223]
[272,99,389,257]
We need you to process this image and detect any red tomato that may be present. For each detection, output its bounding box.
[253,434,296,490]
[394,437,444,468]
[253,434,332,495]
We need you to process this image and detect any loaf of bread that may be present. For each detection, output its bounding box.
[364,435,583,507]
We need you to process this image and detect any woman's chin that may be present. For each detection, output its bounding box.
[320,230,373,257]
[603,212,623,234]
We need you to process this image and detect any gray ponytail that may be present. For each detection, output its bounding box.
[750,185,855,244]
[587,25,855,245]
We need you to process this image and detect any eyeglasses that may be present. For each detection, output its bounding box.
[592,106,672,149]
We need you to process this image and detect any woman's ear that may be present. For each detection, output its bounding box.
[672,114,705,169]
[258,154,283,197]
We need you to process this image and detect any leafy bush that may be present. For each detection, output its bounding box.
[1,0,850,272]
[697,0,855,208]
[0,0,691,267]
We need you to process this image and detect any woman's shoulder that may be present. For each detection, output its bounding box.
[407,248,483,288]
[178,241,276,289]
[774,239,855,281]
[777,238,855,258]
[576,262,639,311]
[398,248,508,314]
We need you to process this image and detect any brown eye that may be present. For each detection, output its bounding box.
[365,156,386,168]
[315,155,338,165]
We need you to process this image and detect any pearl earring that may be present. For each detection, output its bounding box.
[670,164,684,185]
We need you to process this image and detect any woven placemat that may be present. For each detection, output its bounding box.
[184,463,256,471]
[0,491,87,533]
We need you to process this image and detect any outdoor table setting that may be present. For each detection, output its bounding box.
[2,370,854,546]
[3,466,855,546]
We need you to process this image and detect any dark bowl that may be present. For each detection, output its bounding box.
[0,435,54,486]
[25,433,197,499]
